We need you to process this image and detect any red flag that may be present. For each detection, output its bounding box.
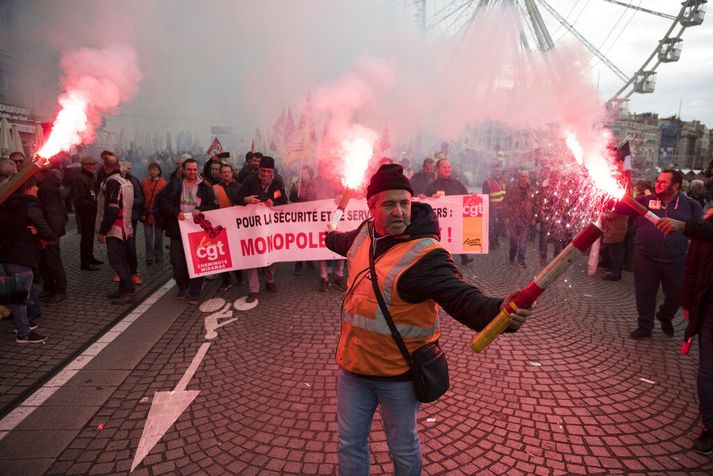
[206,137,223,156]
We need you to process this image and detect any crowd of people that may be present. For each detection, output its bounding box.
[0,145,710,458]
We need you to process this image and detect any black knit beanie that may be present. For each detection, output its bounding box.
[366,164,414,199]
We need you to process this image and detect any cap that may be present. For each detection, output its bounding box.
[80,156,97,164]
[179,154,192,161]
[366,164,414,199]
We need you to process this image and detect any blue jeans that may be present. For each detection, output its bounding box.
[337,370,421,476]
[700,297,713,431]
[144,223,164,262]
[107,237,135,294]
[4,263,41,336]
[509,222,529,265]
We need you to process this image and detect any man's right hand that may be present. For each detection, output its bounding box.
[656,217,685,235]
[245,195,260,205]
[178,212,185,221]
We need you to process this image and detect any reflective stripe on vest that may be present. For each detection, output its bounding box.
[338,224,442,375]
[488,178,506,204]
[344,234,441,339]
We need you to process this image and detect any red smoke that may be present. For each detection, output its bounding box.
[39,46,142,158]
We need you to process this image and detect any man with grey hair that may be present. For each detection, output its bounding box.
[505,169,536,268]
[97,152,135,305]
[689,179,706,209]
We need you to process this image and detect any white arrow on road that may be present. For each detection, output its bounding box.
[131,341,211,472]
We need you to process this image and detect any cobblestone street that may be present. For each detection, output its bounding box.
[1,239,712,475]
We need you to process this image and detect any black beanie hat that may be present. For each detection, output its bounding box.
[259,156,275,169]
[366,164,414,199]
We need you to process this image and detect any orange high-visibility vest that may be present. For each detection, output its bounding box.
[487,177,507,207]
[337,224,442,376]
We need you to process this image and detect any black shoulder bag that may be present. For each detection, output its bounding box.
[368,237,449,403]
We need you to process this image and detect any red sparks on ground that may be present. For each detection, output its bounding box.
[564,131,625,200]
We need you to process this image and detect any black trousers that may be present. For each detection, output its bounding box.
[39,243,67,294]
[79,213,96,266]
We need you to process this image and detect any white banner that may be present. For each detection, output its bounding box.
[179,195,489,278]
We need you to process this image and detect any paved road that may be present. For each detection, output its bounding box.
[1,241,711,475]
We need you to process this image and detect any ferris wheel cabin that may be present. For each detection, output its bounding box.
[658,38,683,63]
[633,71,657,94]
[681,0,707,26]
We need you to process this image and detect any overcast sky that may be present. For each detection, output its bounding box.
[17,0,713,148]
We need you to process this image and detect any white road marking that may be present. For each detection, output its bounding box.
[0,280,175,441]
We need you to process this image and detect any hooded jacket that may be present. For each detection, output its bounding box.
[326,202,503,338]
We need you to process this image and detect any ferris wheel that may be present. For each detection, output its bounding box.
[405,0,707,113]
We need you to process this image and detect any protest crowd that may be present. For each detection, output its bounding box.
[1,139,712,458]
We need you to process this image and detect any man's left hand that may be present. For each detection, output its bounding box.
[98,234,106,244]
[501,290,532,330]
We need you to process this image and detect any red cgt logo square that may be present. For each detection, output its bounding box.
[187,229,232,275]
[462,195,484,217]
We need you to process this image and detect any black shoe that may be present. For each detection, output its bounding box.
[146,260,154,266]
[265,282,277,293]
[219,281,232,292]
[16,331,47,344]
[107,290,123,299]
[187,296,199,305]
[90,258,104,265]
[319,278,329,293]
[80,265,100,271]
[603,273,621,281]
[111,293,135,305]
[516,262,526,269]
[49,293,68,304]
[333,276,347,292]
[630,327,652,339]
[461,255,474,265]
[694,429,713,455]
[246,293,259,303]
[38,290,54,301]
[176,289,187,300]
[659,318,674,337]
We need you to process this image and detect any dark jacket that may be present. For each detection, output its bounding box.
[505,184,536,227]
[160,179,218,239]
[233,174,288,206]
[616,192,703,262]
[325,202,503,331]
[236,163,257,184]
[424,177,468,197]
[127,174,144,221]
[680,217,713,340]
[0,193,58,272]
[38,170,68,237]
[72,168,97,216]
[410,170,436,196]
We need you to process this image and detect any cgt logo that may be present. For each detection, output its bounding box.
[462,195,484,217]
[188,229,232,274]
[196,236,226,261]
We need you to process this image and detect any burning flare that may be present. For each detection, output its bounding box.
[340,136,374,189]
[564,131,625,199]
[37,46,142,159]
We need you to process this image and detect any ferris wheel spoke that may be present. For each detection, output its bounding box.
[536,0,629,82]
[600,0,677,20]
